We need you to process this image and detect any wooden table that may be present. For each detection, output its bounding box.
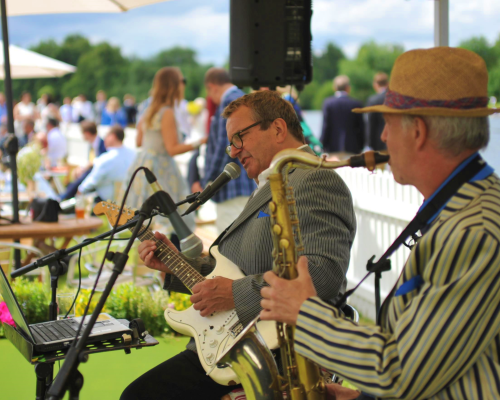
[0,216,103,249]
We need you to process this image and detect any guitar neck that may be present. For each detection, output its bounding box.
[134,226,205,292]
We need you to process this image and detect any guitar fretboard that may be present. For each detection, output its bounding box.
[134,227,205,292]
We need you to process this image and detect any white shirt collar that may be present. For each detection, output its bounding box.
[254,144,309,195]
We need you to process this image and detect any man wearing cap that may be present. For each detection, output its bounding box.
[260,47,500,399]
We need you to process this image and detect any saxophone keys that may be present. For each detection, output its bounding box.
[280,239,290,249]
[273,224,283,235]
[269,201,277,212]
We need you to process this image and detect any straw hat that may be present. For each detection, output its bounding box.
[353,47,498,117]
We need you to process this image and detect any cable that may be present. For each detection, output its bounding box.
[62,213,153,320]
[71,166,150,343]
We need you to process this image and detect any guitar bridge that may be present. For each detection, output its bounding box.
[229,321,244,338]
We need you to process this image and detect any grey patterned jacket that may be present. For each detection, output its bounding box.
[165,147,356,352]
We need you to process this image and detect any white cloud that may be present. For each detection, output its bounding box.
[78,6,230,64]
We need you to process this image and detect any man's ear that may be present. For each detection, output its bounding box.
[413,117,429,151]
[274,118,288,144]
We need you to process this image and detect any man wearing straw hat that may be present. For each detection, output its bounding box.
[261,47,500,399]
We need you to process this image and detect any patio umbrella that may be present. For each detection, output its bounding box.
[0,41,76,78]
[0,0,174,269]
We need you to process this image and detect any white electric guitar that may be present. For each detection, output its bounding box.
[94,201,279,386]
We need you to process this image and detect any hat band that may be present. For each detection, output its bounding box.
[384,89,489,110]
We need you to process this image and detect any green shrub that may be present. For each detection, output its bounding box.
[105,283,173,336]
[1,279,192,338]
[3,278,51,324]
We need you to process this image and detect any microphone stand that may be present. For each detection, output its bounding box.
[175,191,200,207]
[12,189,198,399]
[10,213,146,400]
[46,195,162,400]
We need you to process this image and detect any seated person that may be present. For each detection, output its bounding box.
[78,125,135,202]
[59,121,107,201]
[44,118,67,169]
[18,118,35,148]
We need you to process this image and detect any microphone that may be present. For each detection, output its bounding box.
[183,163,241,216]
[144,168,203,258]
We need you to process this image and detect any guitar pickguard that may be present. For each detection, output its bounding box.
[164,246,278,386]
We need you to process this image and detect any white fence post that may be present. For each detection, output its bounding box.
[336,168,423,320]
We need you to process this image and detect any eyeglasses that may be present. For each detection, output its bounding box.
[225,121,263,157]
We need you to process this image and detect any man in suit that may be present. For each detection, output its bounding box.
[200,68,256,234]
[321,75,365,154]
[59,121,106,201]
[365,72,388,151]
[121,90,356,400]
[261,47,500,399]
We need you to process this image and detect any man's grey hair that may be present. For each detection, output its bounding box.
[333,75,350,91]
[401,115,489,157]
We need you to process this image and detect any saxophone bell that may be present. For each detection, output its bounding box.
[216,317,282,400]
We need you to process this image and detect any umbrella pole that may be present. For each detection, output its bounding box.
[1,0,21,270]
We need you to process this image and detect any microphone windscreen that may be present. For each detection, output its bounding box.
[225,162,241,179]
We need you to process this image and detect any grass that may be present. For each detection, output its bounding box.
[0,335,189,400]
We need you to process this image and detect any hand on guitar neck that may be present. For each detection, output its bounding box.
[138,231,177,274]
[138,230,236,316]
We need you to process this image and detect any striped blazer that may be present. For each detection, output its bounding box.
[295,173,500,399]
[166,147,356,351]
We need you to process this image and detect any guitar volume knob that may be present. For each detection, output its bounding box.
[216,326,225,335]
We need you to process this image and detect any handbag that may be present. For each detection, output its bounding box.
[29,198,61,222]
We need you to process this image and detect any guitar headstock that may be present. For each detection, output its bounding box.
[93,201,137,227]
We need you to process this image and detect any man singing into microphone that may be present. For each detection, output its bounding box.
[121,90,356,400]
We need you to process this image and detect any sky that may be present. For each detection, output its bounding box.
[6,0,500,65]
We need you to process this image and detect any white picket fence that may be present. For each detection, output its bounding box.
[336,167,424,320]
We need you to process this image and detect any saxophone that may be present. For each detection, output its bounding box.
[218,149,390,400]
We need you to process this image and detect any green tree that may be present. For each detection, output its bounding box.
[459,36,499,70]
[338,41,403,103]
[356,41,403,74]
[62,42,129,100]
[312,42,345,82]
[56,35,92,67]
[312,81,334,110]
[299,80,320,110]
[488,64,500,98]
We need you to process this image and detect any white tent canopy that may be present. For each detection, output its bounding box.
[0,41,76,79]
[3,0,171,16]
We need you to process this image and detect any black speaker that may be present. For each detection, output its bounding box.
[229,0,313,90]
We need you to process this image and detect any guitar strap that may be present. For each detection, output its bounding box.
[335,153,493,307]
